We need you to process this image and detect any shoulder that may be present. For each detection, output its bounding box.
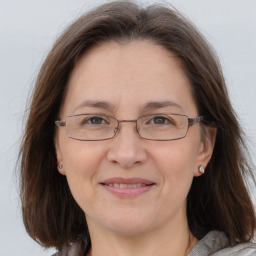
[212,242,256,256]
[189,230,256,256]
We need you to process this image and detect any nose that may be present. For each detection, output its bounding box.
[106,122,147,168]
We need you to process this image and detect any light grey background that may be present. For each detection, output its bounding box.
[0,0,255,255]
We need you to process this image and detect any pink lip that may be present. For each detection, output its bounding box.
[100,177,156,198]
[101,177,154,185]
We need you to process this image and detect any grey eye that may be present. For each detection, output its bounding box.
[82,116,109,125]
[146,116,173,125]
[89,117,105,124]
[153,116,171,124]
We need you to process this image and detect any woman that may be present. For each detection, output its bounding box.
[19,1,256,255]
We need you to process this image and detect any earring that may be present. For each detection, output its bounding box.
[58,164,63,169]
[199,165,205,174]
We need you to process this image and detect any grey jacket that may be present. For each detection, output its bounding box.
[53,230,256,256]
[189,231,256,255]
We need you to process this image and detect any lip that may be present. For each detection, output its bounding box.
[100,177,156,198]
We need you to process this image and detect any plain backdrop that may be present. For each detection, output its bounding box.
[0,0,255,255]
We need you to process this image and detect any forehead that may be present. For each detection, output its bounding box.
[61,40,197,117]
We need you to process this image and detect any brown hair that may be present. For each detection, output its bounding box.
[19,0,255,251]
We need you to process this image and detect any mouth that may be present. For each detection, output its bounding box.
[100,178,156,198]
[104,183,149,188]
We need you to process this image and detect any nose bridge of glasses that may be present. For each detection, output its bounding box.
[118,119,137,124]
[114,119,139,135]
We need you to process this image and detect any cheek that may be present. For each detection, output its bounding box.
[60,140,106,207]
[140,140,200,224]
[150,139,199,193]
[152,139,198,173]
[62,140,105,173]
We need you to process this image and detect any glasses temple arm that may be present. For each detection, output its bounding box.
[55,120,66,127]
[188,116,207,125]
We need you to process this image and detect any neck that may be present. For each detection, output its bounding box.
[86,215,198,256]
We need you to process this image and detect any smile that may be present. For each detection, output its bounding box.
[105,183,148,188]
[100,177,155,198]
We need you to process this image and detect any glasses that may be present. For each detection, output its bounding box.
[55,113,206,141]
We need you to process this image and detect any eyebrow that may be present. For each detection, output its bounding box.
[142,101,184,112]
[72,100,183,114]
[72,100,115,113]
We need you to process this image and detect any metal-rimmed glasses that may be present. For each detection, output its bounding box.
[55,113,207,141]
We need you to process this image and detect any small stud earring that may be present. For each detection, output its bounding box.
[199,165,205,174]
[59,164,63,169]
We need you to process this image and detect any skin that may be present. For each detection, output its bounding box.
[55,40,216,256]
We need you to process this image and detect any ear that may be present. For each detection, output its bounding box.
[54,136,66,176]
[194,126,217,177]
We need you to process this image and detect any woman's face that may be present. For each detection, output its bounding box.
[55,41,214,236]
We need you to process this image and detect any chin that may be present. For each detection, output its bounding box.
[98,210,157,236]
[108,221,152,237]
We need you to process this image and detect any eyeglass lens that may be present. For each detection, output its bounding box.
[64,114,190,141]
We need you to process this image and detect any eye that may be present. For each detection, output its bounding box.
[82,116,109,125]
[146,115,173,125]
